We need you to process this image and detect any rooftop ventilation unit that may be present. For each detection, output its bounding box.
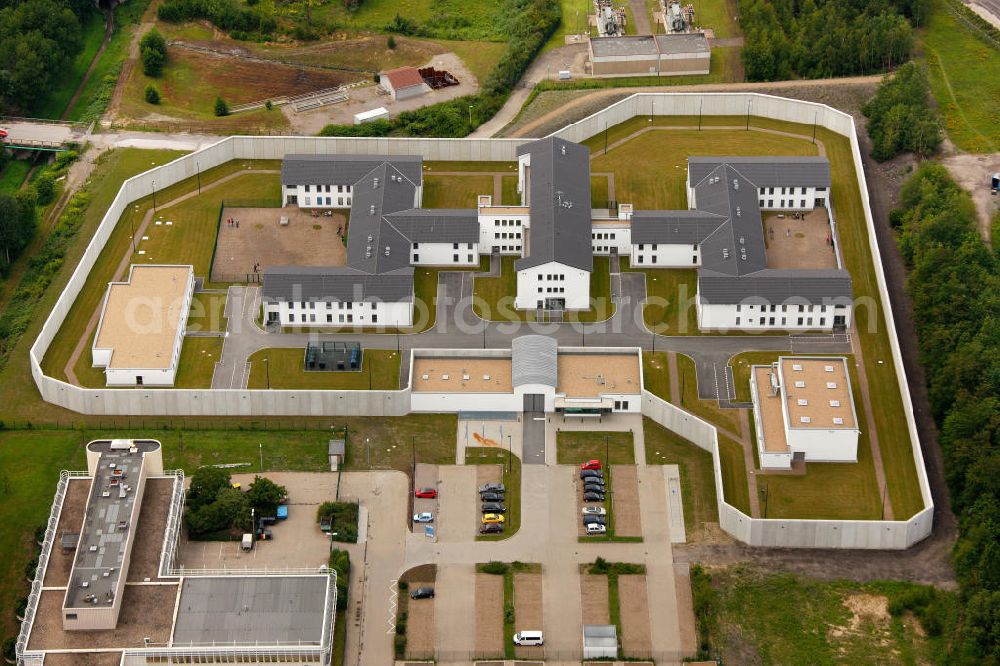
[722,248,730,258]
[826,382,837,389]
[384,246,391,256]
[735,207,741,217]
[373,177,380,188]
[825,365,835,372]
[560,145,567,156]
[739,236,745,244]
[800,416,812,424]
[797,398,808,406]
[792,364,803,371]
[829,400,841,407]
[833,417,844,425]
[794,380,805,388]
[733,179,739,190]
[368,234,373,242]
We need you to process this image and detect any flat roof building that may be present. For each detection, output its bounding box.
[92,265,194,387]
[749,356,860,469]
[18,440,337,665]
[589,33,710,77]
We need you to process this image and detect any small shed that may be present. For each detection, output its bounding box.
[582,624,618,660]
[328,439,346,471]
[380,67,432,101]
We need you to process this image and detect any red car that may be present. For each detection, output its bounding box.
[581,460,602,470]
[415,487,437,499]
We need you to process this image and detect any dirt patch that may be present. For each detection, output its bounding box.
[406,594,436,659]
[842,593,890,629]
[581,574,610,624]
[212,207,347,282]
[475,573,505,657]
[400,564,437,584]
[618,575,652,658]
[612,465,642,537]
[763,208,839,270]
[513,572,543,659]
[43,478,90,587]
[941,152,1000,241]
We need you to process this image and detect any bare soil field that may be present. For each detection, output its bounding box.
[612,465,642,537]
[475,573,505,657]
[212,207,347,282]
[618,575,653,657]
[513,572,543,659]
[581,574,610,624]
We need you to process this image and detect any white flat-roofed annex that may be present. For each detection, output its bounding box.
[778,357,856,430]
[93,265,193,370]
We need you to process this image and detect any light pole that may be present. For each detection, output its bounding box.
[506,434,512,474]
[746,99,752,131]
[468,104,474,128]
[196,161,202,194]
[264,358,270,389]
[366,437,371,469]
[259,442,263,471]
[130,204,139,253]
[760,483,769,518]
[151,180,157,212]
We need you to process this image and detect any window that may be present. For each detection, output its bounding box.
[692,256,698,264]
[768,187,774,195]
[736,317,740,325]
[759,200,765,207]
[305,185,311,192]
[782,304,787,312]
[800,200,806,207]
[799,305,805,312]
[339,314,344,323]
[651,255,657,263]
[652,244,658,250]
[736,304,741,312]
[801,187,807,194]
[820,317,826,326]
[537,275,543,280]
[468,243,474,249]
[807,317,813,325]
[538,287,543,293]
[797,317,803,325]
[769,317,775,325]
[759,317,765,325]
[453,243,459,249]
[780,199,785,207]
[326,314,332,323]
[305,197,311,205]
[338,197,344,206]
[289,313,295,322]
[65,613,78,621]
[768,200,773,208]
[637,256,644,264]
[453,254,459,262]
[135,376,143,385]
[372,314,378,323]
[638,244,644,250]
[309,302,315,309]
[310,314,316,322]
[468,254,473,262]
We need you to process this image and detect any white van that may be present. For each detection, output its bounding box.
[586,523,607,535]
[513,630,544,646]
[241,533,253,551]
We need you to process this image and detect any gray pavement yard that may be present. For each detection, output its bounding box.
[177,472,337,571]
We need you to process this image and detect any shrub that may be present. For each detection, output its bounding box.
[393,633,406,657]
[480,561,509,575]
[33,524,46,544]
[140,29,167,77]
[397,580,408,591]
[387,34,396,49]
[2,636,15,662]
[862,62,941,160]
[158,0,277,37]
[14,597,27,620]
[144,84,161,105]
[316,501,359,542]
[34,173,55,205]
[214,97,229,116]
[264,99,272,110]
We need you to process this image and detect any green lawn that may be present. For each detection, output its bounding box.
[624,263,699,334]
[590,174,609,207]
[467,447,522,541]
[247,348,401,390]
[694,0,741,38]
[187,292,228,332]
[728,351,782,403]
[472,256,614,322]
[318,0,504,40]
[556,431,635,464]
[644,417,717,535]
[717,434,751,515]
[920,0,1000,152]
[543,0,593,50]
[430,39,508,85]
[422,174,494,208]
[642,351,671,402]
[0,159,32,194]
[423,161,518,173]
[589,122,819,209]
[500,175,520,205]
[175,337,222,388]
[703,566,954,664]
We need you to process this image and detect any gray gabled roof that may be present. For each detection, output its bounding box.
[630,210,725,244]
[281,154,423,187]
[346,163,418,275]
[511,335,558,388]
[698,269,853,304]
[689,156,830,189]
[515,138,594,273]
[695,164,768,277]
[262,266,415,303]
[384,209,480,244]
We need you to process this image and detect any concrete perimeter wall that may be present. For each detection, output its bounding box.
[642,391,933,549]
[29,94,934,549]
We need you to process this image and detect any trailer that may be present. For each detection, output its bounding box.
[354,107,389,125]
[276,505,289,520]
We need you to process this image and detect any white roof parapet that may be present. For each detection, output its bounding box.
[511,335,558,387]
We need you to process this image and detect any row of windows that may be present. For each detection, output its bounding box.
[636,244,698,251]
[304,196,350,207]
[635,255,698,264]
[289,301,371,310]
[492,245,521,252]
[761,199,808,208]
[736,304,845,313]
[288,313,376,324]
[494,232,521,239]
[592,232,617,240]
[759,186,809,195]
[537,286,565,293]
[494,219,522,227]
[410,242,474,250]
[613,400,630,410]
[304,184,350,193]
[412,254,475,263]
[537,274,565,281]
[736,316,826,326]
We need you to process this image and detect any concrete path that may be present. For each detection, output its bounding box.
[434,563,477,658]
[437,466,477,542]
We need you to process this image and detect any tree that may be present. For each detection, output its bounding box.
[214,96,229,116]
[145,84,161,104]
[187,466,231,511]
[34,173,55,205]
[387,34,396,49]
[139,29,167,77]
[246,475,287,517]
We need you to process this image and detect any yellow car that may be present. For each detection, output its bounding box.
[481,513,505,524]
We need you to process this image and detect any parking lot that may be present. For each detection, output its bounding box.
[178,472,337,570]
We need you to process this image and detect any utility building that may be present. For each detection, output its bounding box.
[589,34,710,77]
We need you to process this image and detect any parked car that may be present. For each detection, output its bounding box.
[479,483,505,494]
[410,587,435,599]
[481,502,507,513]
[583,491,606,502]
[481,513,505,524]
[480,492,504,502]
[583,483,606,493]
[480,522,504,534]
[412,512,434,523]
[582,506,607,516]
[586,523,607,535]
[580,469,604,480]
[582,515,607,526]
[415,487,438,499]
[581,459,602,470]
[513,630,544,646]
[319,517,332,532]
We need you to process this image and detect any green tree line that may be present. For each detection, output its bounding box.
[892,163,1000,661]
[740,0,925,81]
[863,62,942,160]
[0,0,93,114]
